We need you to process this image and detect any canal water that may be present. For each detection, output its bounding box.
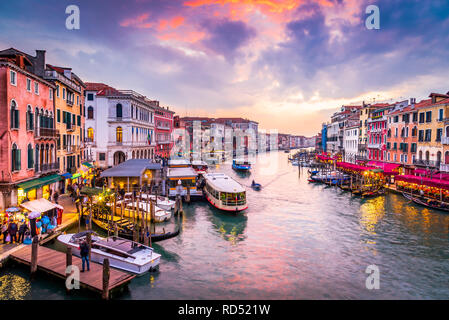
[1,150,449,299]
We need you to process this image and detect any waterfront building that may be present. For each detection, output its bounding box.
[386,99,419,166]
[367,105,393,161]
[358,103,390,161]
[343,123,359,163]
[154,103,174,158]
[415,93,449,169]
[0,49,59,209]
[84,83,156,168]
[278,133,290,150]
[326,121,339,154]
[321,123,327,152]
[440,98,449,172]
[44,64,86,185]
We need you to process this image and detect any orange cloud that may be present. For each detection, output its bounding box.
[120,12,153,28]
[171,16,185,28]
[157,30,206,43]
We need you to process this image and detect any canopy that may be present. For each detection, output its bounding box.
[336,162,378,173]
[61,173,72,179]
[17,174,61,193]
[20,198,63,213]
[396,175,449,191]
[316,154,334,161]
[82,162,94,168]
[367,161,401,175]
[72,173,81,179]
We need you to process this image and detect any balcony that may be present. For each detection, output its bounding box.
[157,125,171,130]
[367,143,381,149]
[442,136,449,145]
[66,123,76,132]
[413,159,440,167]
[43,70,81,93]
[157,141,171,145]
[358,143,366,151]
[370,128,382,133]
[65,145,79,154]
[35,127,58,139]
[67,99,74,106]
[440,164,449,172]
[34,162,59,173]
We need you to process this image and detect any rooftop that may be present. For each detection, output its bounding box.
[100,159,161,178]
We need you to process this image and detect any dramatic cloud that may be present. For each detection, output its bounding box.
[1,0,449,135]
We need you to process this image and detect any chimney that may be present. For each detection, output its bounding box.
[15,55,25,69]
[34,50,46,77]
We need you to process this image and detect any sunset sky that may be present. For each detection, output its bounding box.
[1,0,449,136]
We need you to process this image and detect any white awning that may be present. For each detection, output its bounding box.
[20,198,63,213]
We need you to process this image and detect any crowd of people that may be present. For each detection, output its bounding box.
[1,220,29,244]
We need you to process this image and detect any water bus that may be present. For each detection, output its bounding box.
[202,172,247,212]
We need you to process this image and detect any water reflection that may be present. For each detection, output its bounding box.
[207,210,248,244]
[0,272,30,300]
[359,196,386,234]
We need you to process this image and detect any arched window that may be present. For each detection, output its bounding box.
[10,100,19,129]
[27,144,34,169]
[116,127,123,143]
[116,103,122,118]
[87,127,94,141]
[26,105,34,131]
[11,143,21,171]
[87,106,94,119]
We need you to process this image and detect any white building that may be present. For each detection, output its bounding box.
[84,83,156,168]
[343,125,359,163]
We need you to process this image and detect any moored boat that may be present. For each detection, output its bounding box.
[402,192,449,212]
[203,172,247,212]
[57,231,161,275]
[139,194,175,211]
[126,202,172,222]
[232,159,251,171]
[191,160,209,175]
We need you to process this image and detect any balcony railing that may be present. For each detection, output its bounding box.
[367,143,381,149]
[65,145,79,154]
[358,143,366,150]
[34,162,59,173]
[440,164,449,172]
[413,159,440,167]
[442,136,449,145]
[66,123,76,132]
[35,127,58,139]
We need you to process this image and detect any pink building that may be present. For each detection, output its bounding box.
[0,49,58,209]
[367,105,393,161]
[154,103,174,158]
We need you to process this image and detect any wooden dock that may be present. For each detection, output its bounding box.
[10,245,135,298]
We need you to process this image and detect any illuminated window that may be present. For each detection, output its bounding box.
[116,127,123,143]
[87,127,94,141]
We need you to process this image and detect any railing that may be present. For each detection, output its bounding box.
[35,127,58,138]
[440,164,449,172]
[442,136,449,145]
[66,123,75,132]
[157,125,170,130]
[413,159,440,167]
[43,70,81,93]
[367,143,381,149]
[65,145,79,154]
[34,162,59,173]
[67,99,74,106]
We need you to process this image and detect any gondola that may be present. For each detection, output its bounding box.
[337,184,352,191]
[401,192,449,213]
[92,217,180,242]
[361,188,385,198]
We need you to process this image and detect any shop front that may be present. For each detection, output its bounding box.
[16,174,61,204]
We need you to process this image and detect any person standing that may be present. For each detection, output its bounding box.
[8,221,18,244]
[79,240,90,272]
[18,220,28,243]
[53,190,59,204]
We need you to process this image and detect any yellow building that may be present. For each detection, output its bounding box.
[44,65,86,189]
[416,93,449,169]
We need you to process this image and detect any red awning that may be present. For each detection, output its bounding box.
[396,175,449,190]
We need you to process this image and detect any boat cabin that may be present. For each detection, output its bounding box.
[166,167,202,197]
[203,173,247,212]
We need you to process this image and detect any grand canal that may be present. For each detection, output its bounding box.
[1,150,449,299]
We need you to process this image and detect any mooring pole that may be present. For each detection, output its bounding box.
[30,235,39,279]
[102,258,110,300]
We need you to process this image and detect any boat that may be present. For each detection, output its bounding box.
[362,188,385,198]
[91,216,180,242]
[191,160,209,175]
[203,172,247,212]
[57,231,161,275]
[139,194,175,211]
[232,159,251,171]
[284,150,290,153]
[126,202,172,222]
[166,167,202,198]
[168,158,191,168]
[402,192,449,212]
[250,181,262,191]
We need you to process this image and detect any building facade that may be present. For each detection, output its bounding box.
[367,106,392,161]
[154,103,174,158]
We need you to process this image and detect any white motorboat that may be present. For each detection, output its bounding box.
[126,202,172,222]
[57,231,161,275]
[139,194,175,211]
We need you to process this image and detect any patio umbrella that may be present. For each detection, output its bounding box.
[27,211,41,219]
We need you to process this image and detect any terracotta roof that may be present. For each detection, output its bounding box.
[85,82,120,96]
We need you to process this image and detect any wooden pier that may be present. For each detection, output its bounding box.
[10,245,135,299]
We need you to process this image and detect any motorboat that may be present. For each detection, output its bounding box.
[232,159,251,171]
[139,194,175,211]
[251,181,262,191]
[57,231,161,275]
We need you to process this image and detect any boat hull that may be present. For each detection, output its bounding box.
[205,194,247,212]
